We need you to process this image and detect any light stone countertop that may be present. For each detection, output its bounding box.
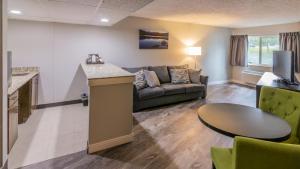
[8,71,39,96]
[81,63,134,80]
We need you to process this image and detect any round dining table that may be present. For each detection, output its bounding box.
[197,103,291,142]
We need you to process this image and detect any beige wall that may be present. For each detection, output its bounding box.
[8,17,232,104]
[231,22,300,85]
[1,0,8,166]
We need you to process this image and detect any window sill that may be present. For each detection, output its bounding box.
[248,64,272,68]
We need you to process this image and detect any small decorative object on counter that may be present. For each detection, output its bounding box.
[86,54,104,64]
[81,93,88,106]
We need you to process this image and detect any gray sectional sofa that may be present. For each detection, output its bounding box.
[123,65,208,112]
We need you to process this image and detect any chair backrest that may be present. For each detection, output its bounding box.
[233,136,300,169]
[259,86,300,141]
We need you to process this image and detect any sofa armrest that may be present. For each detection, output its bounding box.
[200,75,208,86]
[133,84,139,101]
[233,136,300,169]
[200,75,208,98]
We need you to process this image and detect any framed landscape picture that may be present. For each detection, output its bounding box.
[139,29,169,49]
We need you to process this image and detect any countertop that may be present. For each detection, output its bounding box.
[81,63,133,80]
[8,71,39,96]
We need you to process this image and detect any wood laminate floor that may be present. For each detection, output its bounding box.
[19,84,256,169]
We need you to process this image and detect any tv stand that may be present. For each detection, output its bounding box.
[256,72,300,107]
[273,79,299,86]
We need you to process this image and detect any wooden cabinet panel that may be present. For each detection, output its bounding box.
[31,75,38,109]
[18,81,32,124]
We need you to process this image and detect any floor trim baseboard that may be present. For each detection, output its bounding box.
[36,99,82,109]
[230,79,256,88]
[208,80,230,85]
[88,133,134,154]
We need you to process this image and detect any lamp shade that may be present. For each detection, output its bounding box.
[185,47,202,56]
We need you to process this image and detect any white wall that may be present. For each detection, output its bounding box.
[231,22,300,85]
[8,17,232,104]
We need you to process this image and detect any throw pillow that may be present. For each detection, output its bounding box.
[188,69,202,84]
[144,70,161,87]
[134,70,147,90]
[149,66,170,83]
[170,69,191,84]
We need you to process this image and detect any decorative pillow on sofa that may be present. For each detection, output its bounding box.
[144,70,161,87]
[149,66,170,83]
[169,69,190,84]
[134,70,147,90]
[188,69,202,84]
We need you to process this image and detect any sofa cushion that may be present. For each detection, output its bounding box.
[167,64,189,71]
[138,87,164,100]
[169,69,190,84]
[188,69,202,84]
[149,66,170,83]
[185,83,205,93]
[161,84,186,96]
[123,67,148,73]
[134,70,147,90]
[144,70,161,87]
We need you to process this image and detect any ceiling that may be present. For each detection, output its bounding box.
[8,0,300,28]
[7,0,154,26]
[133,0,300,28]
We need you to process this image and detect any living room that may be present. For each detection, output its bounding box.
[1,0,300,169]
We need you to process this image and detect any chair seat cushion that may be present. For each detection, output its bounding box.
[185,83,205,93]
[161,84,186,96]
[211,147,233,169]
[138,87,164,100]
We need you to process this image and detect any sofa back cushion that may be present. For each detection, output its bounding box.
[149,65,170,83]
[169,69,191,84]
[188,69,202,84]
[167,64,189,70]
[144,70,161,87]
[123,67,148,73]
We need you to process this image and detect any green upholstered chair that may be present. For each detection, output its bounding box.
[211,87,300,169]
[259,86,300,144]
[211,136,300,169]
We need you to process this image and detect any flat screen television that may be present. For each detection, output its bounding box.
[273,51,295,83]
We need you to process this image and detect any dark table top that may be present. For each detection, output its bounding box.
[198,103,291,142]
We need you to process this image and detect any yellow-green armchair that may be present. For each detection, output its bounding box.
[211,136,300,169]
[211,86,300,169]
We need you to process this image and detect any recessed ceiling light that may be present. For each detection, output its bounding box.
[9,10,22,15]
[101,18,109,23]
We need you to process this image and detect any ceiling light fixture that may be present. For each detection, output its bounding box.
[9,10,22,15]
[100,18,109,23]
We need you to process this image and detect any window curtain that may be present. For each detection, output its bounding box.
[279,32,300,72]
[229,35,248,66]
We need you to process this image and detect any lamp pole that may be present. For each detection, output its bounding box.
[186,46,201,70]
[194,55,198,70]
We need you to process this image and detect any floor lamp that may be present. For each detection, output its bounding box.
[186,46,202,70]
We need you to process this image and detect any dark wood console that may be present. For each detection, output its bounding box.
[256,72,300,107]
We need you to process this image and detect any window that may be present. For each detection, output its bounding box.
[248,35,279,66]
